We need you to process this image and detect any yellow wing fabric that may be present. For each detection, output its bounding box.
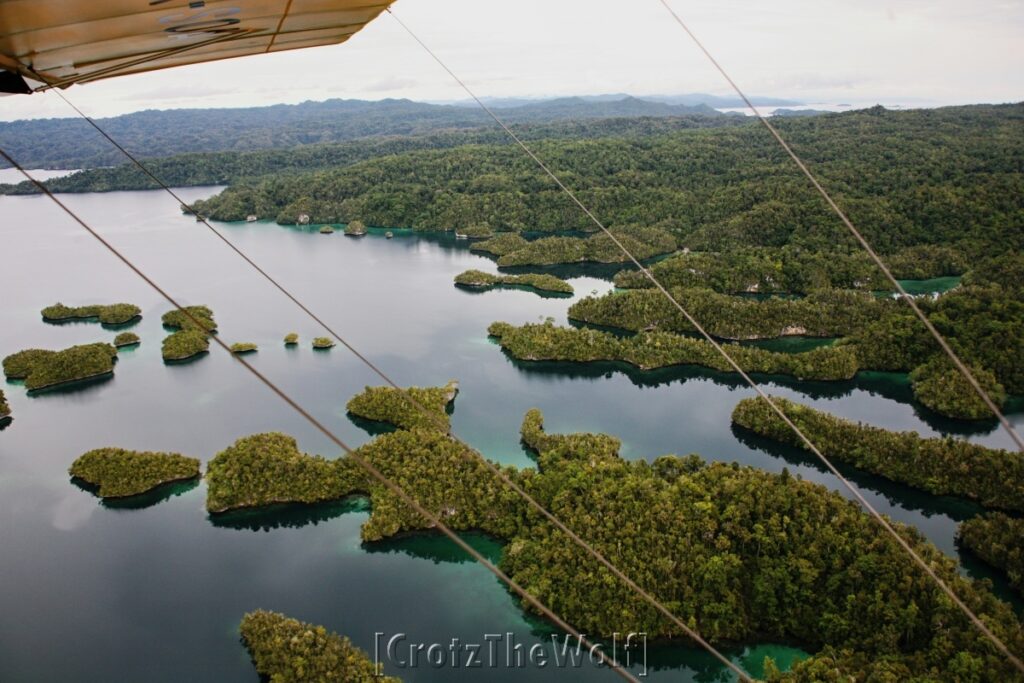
[0,0,393,92]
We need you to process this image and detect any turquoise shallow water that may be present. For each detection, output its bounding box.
[0,187,1019,681]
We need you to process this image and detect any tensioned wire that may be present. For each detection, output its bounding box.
[654,0,1024,454]
[0,146,643,683]
[384,7,1024,674]
[49,88,755,681]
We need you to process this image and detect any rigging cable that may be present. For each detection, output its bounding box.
[0,146,643,683]
[384,7,1024,674]
[49,87,755,682]
[655,0,1024,454]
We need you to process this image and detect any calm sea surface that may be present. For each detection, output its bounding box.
[0,185,1020,681]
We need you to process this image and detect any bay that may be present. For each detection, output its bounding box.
[0,187,1019,681]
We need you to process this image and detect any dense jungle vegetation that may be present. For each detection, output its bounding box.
[142,102,1021,417]
[375,414,1024,681]
[909,357,1007,420]
[488,321,860,381]
[841,259,1024,406]
[2,343,117,391]
[731,397,1024,510]
[570,260,1022,418]
[205,432,357,514]
[613,244,967,293]
[520,407,622,461]
[0,96,731,171]
[240,610,400,682]
[69,448,200,498]
[454,269,573,295]
[220,382,1024,680]
[469,232,529,256]
[0,389,9,418]
[0,119,723,195]
[487,227,677,266]
[568,287,891,339]
[41,302,141,325]
[958,513,1024,597]
[165,105,1024,252]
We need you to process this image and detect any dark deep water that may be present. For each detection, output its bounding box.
[0,186,1021,681]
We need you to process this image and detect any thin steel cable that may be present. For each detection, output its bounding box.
[0,147,642,683]
[266,0,296,53]
[655,0,1024,453]
[50,87,753,682]
[386,7,1024,673]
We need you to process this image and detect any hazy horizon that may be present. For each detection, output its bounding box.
[1,0,1021,122]
[2,91,1017,125]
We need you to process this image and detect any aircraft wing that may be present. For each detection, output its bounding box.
[0,0,393,93]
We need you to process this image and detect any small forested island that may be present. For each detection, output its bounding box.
[0,389,10,421]
[346,380,459,432]
[240,610,399,682]
[161,306,217,361]
[454,222,492,239]
[319,225,335,234]
[113,332,140,348]
[205,432,357,513]
[488,320,860,381]
[2,342,118,391]
[283,332,299,345]
[312,336,335,349]
[162,329,209,362]
[731,396,1024,510]
[454,269,573,295]
[230,342,258,354]
[344,219,367,236]
[958,513,1024,596]
[69,447,200,499]
[162,305,217,333]
[201,382,1024,680]
[41,302,141,326]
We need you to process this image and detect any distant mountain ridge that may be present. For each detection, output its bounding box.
[451,93,802,109]
[0,94,749,170]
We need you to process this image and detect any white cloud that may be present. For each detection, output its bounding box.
[1,0,1021,121]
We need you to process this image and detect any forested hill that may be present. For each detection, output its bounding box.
[0,117,744,195]
[0,95,728,170]
[180,103,1023,255]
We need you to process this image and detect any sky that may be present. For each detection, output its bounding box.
[1,0,1022,121]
